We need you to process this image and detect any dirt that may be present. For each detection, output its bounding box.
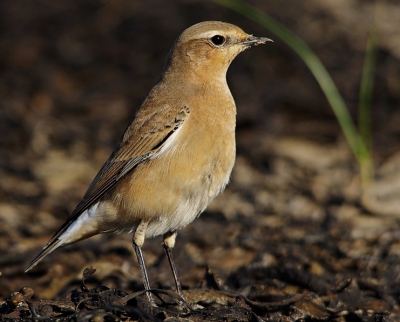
[1,0,400,321]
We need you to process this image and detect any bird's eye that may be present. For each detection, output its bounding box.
[211,35,225,46]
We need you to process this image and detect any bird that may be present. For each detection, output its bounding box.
[25,21,272,303]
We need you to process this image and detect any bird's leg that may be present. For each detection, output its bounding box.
[133,221,155,304]
[163,231,185,299]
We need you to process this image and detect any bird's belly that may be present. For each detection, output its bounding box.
[110,131,235,238]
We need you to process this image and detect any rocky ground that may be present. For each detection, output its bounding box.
[1,0,400,321]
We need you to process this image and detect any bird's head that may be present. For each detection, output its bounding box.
[164,21,272,81]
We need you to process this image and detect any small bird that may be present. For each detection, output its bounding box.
[25,21,271,302]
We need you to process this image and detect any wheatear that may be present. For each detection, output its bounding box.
[25,21,271,302]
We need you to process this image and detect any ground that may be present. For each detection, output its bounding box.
[1,0,400,321]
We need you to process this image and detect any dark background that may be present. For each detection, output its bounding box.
[1,0,400,320]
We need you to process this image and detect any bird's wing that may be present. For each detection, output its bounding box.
[51,104,191,241]
[25,103,191,272]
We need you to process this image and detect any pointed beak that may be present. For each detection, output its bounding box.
[242,35,273,47]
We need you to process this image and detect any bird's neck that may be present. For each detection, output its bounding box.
[163,64,229,90]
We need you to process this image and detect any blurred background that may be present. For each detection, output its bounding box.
[1,0,400,314]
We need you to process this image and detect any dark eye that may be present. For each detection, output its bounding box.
[211,35,225,46]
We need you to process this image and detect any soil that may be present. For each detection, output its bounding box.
[1,0,400,321]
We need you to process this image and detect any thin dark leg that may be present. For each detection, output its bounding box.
[134,243,155,303]
[164,244,184,299]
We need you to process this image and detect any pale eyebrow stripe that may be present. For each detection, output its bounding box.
[195,30,222,39]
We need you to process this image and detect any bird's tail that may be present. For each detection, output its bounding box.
[25,205,100,272]
[25,238,64,272]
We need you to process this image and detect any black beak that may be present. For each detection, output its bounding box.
[242,35,273,47]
